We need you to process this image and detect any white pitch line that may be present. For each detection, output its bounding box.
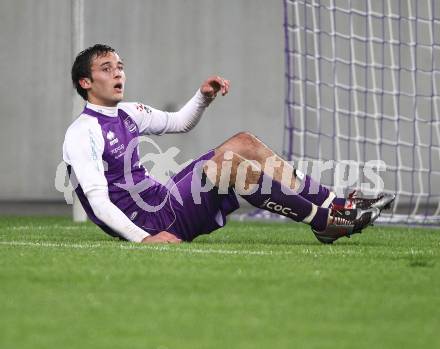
[0,240,437,258]
[4,225,89,231]
[0,240,286,256]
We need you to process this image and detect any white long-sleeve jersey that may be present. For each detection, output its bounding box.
[63,89,213,242]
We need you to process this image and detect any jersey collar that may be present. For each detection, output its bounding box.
[85,102,119,117]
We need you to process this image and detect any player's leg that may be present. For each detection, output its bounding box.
[212,132,344,206]
[206,132,380,242]
[205,150,329,231]
[213,132,395,211]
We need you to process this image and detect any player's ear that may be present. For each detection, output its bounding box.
[79,77,92,90]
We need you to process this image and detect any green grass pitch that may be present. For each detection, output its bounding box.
[0,216,439,349]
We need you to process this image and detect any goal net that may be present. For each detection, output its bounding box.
[283,0,440,224]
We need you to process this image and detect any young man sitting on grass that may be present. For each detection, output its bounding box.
[63,44,394,244]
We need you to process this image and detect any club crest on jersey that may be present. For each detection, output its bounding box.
[106,131,119,146]
[123,118,137,133]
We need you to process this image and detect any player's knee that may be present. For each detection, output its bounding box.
[233,131,257,143]
[233,132,261,156]
[216,132,261,159]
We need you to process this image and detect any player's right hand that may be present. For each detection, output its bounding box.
[141,231,182,244]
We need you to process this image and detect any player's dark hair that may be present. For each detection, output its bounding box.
[71,44,116,100]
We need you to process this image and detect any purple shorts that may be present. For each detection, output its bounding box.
[135,151,240,241]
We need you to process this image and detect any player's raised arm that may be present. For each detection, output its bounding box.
[121,76,230,135]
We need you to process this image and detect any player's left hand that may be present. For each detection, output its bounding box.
[141,231,182,244]
[200,76,230,98]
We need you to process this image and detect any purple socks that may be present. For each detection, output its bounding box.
[295,171,346,208]
[241,173,329,232]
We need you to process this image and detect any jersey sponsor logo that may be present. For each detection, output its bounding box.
[261,199,298,217]
[110,144,125,155]
[124,118,137,133]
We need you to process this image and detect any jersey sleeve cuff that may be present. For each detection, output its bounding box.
[196,89,216,107]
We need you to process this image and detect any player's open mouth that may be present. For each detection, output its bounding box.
[114,83,123,92]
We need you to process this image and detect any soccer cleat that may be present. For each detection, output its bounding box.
[334,191,396,211]
[312,207,380,244]
[358,193,395,211]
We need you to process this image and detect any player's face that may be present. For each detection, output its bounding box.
[84,52,126,107]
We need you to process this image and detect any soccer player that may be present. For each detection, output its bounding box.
[63,44,394,244]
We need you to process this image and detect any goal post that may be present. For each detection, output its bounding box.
[283,0,440,224]
[71,0,87,222]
